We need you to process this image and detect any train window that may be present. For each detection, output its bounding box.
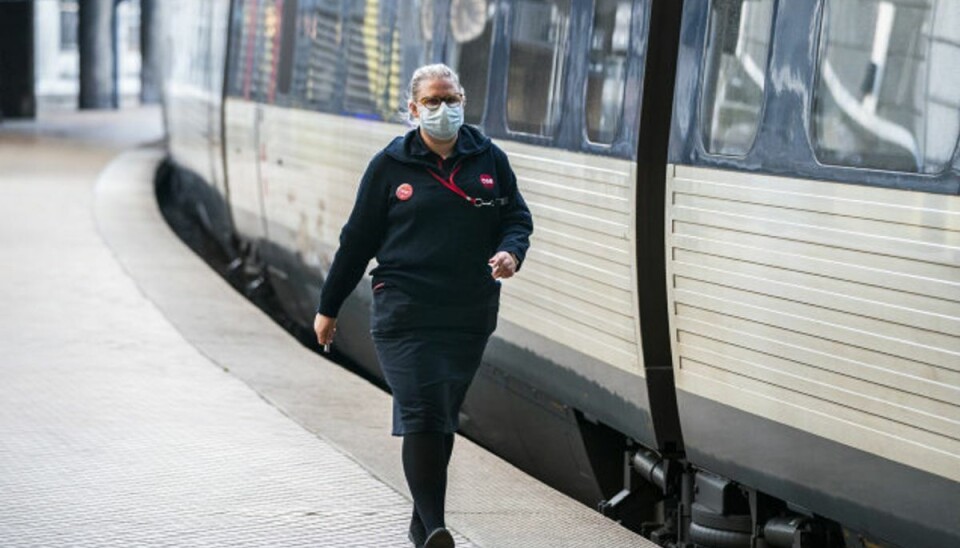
[447,0,495,125]
[506,0,571,136]
[813,0,960,174]
[275,0,299,97]
[226,0,256,98]
[224,0,284,102]
[254,0,283,102]
[700,0,774,156]
[396,1,432,115]
[341,1,413,121]
[342,1,380,117]
[289,0,340,111]
[172,1,208,92]
[585,0,632,144]
[419,1,436,63]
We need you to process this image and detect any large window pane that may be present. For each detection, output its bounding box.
[506,0,570,136]
[395,1,432,117]
[226,0,257,98]
[448,0,495,125]
[585,0,632,144]
[700,0,774,155]
[342,1,378,117]
[344,1,419,121]
[256,0,283,102]
[291,0,340,110]
[225,0,283,102]
[290,0,429,119]
[276,0,300,96]
[813,0,960,173]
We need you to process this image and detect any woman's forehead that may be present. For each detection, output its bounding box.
[420,77,459,94]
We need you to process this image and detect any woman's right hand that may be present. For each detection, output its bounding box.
[314,313,337,350]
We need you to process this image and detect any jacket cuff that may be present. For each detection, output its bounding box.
[316,302,338,318]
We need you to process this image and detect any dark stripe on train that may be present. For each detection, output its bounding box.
[635,0,686,458]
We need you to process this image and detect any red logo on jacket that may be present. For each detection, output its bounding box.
[480,174,495,188]
[396,183,413,201]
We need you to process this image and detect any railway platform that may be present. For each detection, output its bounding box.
[0,108,657,547]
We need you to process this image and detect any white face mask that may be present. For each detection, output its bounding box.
[418,102,464,141]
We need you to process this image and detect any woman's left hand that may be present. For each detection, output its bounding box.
[488,251,517,280]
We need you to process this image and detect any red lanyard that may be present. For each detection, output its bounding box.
[426,165,502,208]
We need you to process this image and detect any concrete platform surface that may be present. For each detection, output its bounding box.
[0,109,657,547]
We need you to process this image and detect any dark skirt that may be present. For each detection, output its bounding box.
[370,283,499,436]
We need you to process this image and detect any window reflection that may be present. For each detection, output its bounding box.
[506,0,571,136]
[700,0,774,156]
[294,0,340,109]
[448,0,494,125]
[813,0,960,173]
[585,0,632,144]
[341,1,379,117]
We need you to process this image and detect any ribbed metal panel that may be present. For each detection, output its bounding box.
[257,109,400,271]
[497,141,643,375]
[666,164,960,482]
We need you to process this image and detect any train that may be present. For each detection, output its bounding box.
[158,1,960,546]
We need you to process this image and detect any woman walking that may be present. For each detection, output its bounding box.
[313,64,533,548]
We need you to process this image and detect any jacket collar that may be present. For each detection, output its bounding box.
[384,124,491,167]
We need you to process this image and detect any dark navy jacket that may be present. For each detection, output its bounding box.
[317,125,533,318]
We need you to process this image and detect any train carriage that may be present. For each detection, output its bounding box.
[668,1,960,546]
[160,1,960,546]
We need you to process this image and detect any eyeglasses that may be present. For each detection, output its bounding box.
[418,94,463,111]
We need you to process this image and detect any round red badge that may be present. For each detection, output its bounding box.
[480,174,495,188]
[396,183,413,201]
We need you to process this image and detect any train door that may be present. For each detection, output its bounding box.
[250,0,309,320]
[250,0,290,248]
[207,0,232,207]
[665,0,960,545]
[223,0,272,244]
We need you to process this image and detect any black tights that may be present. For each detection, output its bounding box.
[403,432,455,533]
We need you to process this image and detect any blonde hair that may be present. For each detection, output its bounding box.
[400,64,464,125]
[407,63,464,102]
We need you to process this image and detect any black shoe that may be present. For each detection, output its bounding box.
[408,513,427,547]
[424,528,455,548]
